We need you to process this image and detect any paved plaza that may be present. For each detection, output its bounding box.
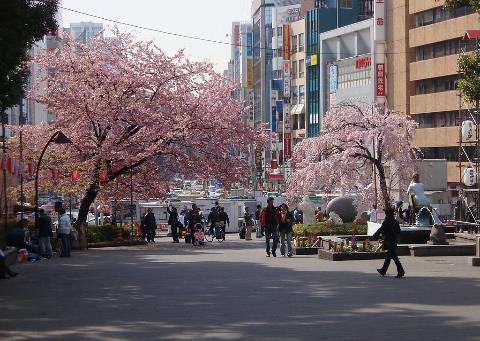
[1,236,480,341]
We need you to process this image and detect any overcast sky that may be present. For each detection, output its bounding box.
[61,0,252,72]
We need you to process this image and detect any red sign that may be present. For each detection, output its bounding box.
[284,133,292,159]
[355,56,371,69]
[283,25,291,60]
[271,151,278,170]
[376,63,385,97]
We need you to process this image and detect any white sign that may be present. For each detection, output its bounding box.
[462,120,475,141]
[283,60,291,98]
[374,0,386,42]
[464,168,476,187]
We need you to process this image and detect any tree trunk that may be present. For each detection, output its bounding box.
[376,164,391,209]
[76,183,99,226]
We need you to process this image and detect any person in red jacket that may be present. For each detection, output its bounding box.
[260,197,281,257]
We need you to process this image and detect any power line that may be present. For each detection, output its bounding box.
[59,6,454,57]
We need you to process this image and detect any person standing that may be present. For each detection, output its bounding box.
[255,204,263,237]
[278,204,294,257]
[37,209,53,258]
[188,204,202,244]
[243,207,254,241]
[207,207,218,237]
[260,197,280,257]
[368,204,378,223]
[218,207,230,241]
[57,208,72,257]
[373,208,405,278]
[167,205,180,243]
[144,208,157,243]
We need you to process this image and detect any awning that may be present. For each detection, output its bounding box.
[291,103,305,115]
[464,30,480,40]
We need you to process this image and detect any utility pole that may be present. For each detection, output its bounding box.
[2,111,7,230]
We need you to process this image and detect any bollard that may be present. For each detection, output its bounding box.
[468,235,480,266]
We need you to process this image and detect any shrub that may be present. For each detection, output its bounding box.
[86,224,132,243]
[293,222,368,237]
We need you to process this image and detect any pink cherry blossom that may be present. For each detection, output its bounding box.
[287,103,419,209]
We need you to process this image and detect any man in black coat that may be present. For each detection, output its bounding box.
[373,208,405,278]
[188,204,202,244]
[167,205,179,243]
[143,208,157,243]
[37,209,53,258]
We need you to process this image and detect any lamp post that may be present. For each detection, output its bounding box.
[34,131,72,225]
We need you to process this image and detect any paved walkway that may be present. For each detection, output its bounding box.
[1,236,479,340]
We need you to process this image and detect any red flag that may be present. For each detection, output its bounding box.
[6,158,12,174]
[71,170,80,183]
[99,170,108,184]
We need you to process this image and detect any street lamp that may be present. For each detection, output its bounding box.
[34,131,72,225]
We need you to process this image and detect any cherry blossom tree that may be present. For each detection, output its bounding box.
[287,103,419,209]
[16,30,264,225]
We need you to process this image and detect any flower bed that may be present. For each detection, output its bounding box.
[86,225,133,243]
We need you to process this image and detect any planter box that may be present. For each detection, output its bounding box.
[88,240,147,248]
[410,244,475,257]
[295,247,320,255]
[318,246,410,261]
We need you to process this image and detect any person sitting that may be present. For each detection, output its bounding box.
[7,219,29,251]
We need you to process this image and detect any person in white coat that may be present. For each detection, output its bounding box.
[57,208,72,257]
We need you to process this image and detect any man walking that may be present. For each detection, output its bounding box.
[260,197,280,257]
[57,208,72,257]
[255,204,263,237]
[188,204,202,244]
[37,209,53,258]
[167,205,180,243]
[218,207,230,241]
[144,208,157,243]
[373,208,405,278]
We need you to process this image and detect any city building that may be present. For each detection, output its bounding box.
[387,0,479,205]
[305,0,362,137]
[319,19,375,118]
[65,22,103,45]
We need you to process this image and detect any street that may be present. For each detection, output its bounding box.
[1,237,480,341]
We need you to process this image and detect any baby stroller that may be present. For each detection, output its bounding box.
[193,223,206,246]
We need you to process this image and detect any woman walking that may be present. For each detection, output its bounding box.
[244,207,254,241]
[279,203,294,257]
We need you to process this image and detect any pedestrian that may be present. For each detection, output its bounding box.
[368,204,377,223]
[255,204,263,238]
[6,219,29,251]
[260,197,280,257]
[167,205,180,243]
[143,208,157,243]
[207,207,218,237]
[218,207,230,241]
[57,208,72,257]
[278,203,294,257]
[188,204,202,244]
[373,208,405,278]
[244,207,254,241]
[37,209,53,258]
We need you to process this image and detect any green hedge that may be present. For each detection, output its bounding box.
[86,225,133,243]
[293,222,367,236]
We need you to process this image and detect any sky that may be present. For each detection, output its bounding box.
[61,0,252,72]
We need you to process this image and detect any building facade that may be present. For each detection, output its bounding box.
[387,0,479,205]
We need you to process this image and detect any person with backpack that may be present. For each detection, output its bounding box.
[373,207,405,278]
[218,207,229,241]
[243,207,254,241]
[37,209,53,258]
[260,197,281,257]
[143,208,157,243]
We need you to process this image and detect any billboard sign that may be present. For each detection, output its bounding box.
[246,32,253,57]
[283,60,291,98]
[284,133,292,159]
[329,64,337,94]
[283,24,290,60]
[376,63,385,97]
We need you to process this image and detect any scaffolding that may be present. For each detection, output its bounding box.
[457,30,480,224]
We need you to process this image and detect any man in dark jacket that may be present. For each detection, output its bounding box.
[260,197,280,257]
[218,207,230,241]
[167,205,179,243]
[143,209,157,243]
[188,204,202,244]
[37,209,53,258]
[373,208,405,278]
[278,204,294,257]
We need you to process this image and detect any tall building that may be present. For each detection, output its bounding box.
[387,1,479,206]
[305,0,361,137]
[66,22,103,45]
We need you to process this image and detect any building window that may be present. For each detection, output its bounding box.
[291,35,298,53]
[299,85,305,103]
[415,5,473,28]
[299,59,305,78]
[292,61,297,79]
[416,38,475,61]
[298,33,305,52]
[415,75,458,95]
[340,0,353,9]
